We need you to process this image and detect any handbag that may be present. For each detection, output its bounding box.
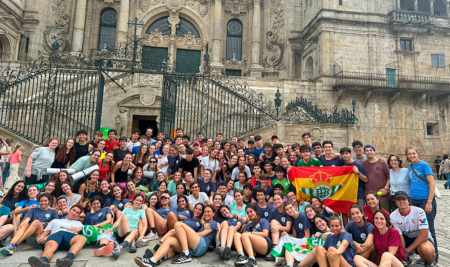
[409,163,441,199]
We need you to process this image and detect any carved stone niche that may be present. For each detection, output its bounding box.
[223,55,247,70]
[224,0,248,15]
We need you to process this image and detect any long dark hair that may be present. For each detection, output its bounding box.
[246,203,261,232]
[373,209,389,228]
[349,205,367,234]
[90,195,105,208]
[365,191,382,211]
[5,181,27,200]
[218,204,231,219]
[176,195,189,211]
[193,203,205,220]
[54,171,74,197]
[55,138,76,165]
[110,184,125,202]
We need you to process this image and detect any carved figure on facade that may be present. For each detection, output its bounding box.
[115,107,130,137]
[199,0,209,16]
[139,0,151,11]
[44,0,70,52]
[264,0,285,73]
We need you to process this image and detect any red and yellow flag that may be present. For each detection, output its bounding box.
[288,166,359,214]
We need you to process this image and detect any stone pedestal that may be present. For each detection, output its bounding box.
[277,120,286,142]
[71,0,87,52]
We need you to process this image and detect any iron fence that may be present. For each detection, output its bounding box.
[335,71,450,91]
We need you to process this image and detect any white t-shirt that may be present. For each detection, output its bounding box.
[390,206,432,239]
[45,219,83,235]
[158,156,169,176]
[126,141,140,151]
[389,168,410,195]
[231,166,252,181]
[201,157,220,172]
[210,194,234,206]
[0,145,10,162]
[188,192,209,206]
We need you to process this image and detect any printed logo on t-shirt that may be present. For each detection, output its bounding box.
[336,241,341,247]
[361,233,366,240]
[15,203,19,207]
[119,203,123,208]
[98,213,102,217]
[196,222,200,227]
[266,195,270,200]
[410,219,415,225]
[298,223,303,229]
[166,208,169,211]
[281,217,286,222]
[45,214,50,218]
[206,185,210,191]
[186,211,190,214]
[419,218,427,224]
[233,218,237,222]
[255,223,260,228]
[264,212,269,217]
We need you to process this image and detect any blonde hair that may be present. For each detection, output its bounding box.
[12,143,22,153]
[405,146,419,162]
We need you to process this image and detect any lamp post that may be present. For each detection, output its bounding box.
[274,87,282,119]
[352,99,358,124]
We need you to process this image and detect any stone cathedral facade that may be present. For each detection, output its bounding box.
[2,0,450,164]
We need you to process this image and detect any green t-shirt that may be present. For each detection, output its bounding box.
[122,208,146,230]
[297,158,322,167]
[272,178,296,196]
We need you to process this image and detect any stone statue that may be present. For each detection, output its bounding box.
[115,107,129,137]
[156,115,160,129]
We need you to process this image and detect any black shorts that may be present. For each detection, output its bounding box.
[116,231,130,244]
[26,174,50,185]
[255,237,273,257]
[45,231,77,251]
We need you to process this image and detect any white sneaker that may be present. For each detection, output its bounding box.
[143,232,159,241]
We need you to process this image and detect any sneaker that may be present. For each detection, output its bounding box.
[28,256,50,267]
[223,246,232,260]
[0,243,16,255]
[171,252,192,264]
[144,248,156,258]
[26,237,44,250]
[215,246,224,257]
[208,244,215,251]
[244,258,258,267]
[134,257,157,267]
[112,245,124,259]
[275,257,286,266]
[265,253,275,261]
[94,242,115,257]
[417,259,425,265]
[445,183,448,189]
[144,232,159,241]
[129,241,137,253]
[235,254,248,266]
[56,258,73,267]
[136,240,150,248]
[433,259,439,266]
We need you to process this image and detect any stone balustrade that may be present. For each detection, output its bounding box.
[390,10,431,23]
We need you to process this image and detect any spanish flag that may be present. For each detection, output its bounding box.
[288,166,358,214]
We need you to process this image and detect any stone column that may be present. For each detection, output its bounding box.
[414,0,418,12]
[250,0,263,77]
[71,0,87,53]
[446,0,450,17]
[396,0,401,10]
[116,0,130,45]
[429,0,435,15]
[211,0,224,70]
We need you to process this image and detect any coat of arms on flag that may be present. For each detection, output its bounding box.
[288,166,359,213]
[270,235,325,261]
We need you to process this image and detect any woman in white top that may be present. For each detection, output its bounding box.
[157,145,169,176]
[387,154,410,211]
[201,148,220,181]
[231,156,251,181]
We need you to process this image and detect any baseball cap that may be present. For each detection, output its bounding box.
[248,140,255,144]
[192,141,200,146]
[271,135,279,140]
[57,195,68,202]
[160,193,170,199]
[394,191,409,200]
[363,144,375,151]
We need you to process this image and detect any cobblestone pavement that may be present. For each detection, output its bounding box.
[0,180,448,267]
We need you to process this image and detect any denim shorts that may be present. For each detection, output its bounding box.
[45,231,78,251]
[190,236,208,257]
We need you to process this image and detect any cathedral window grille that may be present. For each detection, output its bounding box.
[226,20,243,61]
[98,8,117,50]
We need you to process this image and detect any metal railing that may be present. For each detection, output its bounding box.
[334,71,450,91]
[390,10,431,23]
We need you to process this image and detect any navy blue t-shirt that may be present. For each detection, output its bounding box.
[135,178,150,188]
[1,197,20,214]
[323,232,355,266]
[252,185,274,202]
[345,221,374,244]
[199,220,219,246]
[156,207,177,219]
[84,207,113,225]
[176,208,193,218]
[256,203,275,220]
[26,208,58,223]
[225,217,240,227]
[268,208,292,227]
[292,212,311,238]
[343,160,367,200]
[167,155,181,172]
[309,219,320,236]
[245,218,270,234]
[104,198,130,211]
[198,178,216,197]
[318,156,345,167]
[183,217,202,231]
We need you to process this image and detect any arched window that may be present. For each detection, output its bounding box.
[226,20,242,60]
[98,8,117,50]
[146,17,200,38]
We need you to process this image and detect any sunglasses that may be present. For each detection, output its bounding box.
[150,161,157,163]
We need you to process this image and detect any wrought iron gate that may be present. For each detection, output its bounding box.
[160,73,278,140]
[0,63,103,144]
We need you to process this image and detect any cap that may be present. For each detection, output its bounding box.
[248,140,255,144]
[437,156,441,158]
[394,191,409,200]
[160,193,170,199]
[363,144,375,151]
[57,195,68,202]
[192,141,200,146]
[271,135,279,140]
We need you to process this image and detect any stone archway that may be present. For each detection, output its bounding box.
[304,56,314,80]
[0,34,12,60]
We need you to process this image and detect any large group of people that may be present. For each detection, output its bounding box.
[0,128,439,267]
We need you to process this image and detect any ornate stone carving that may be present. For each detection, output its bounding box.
[44,0,70,52]
[139,0,151,11]
[223,54,246,69]
[175,32,202,48]
[140,87,157,106]
[263,0,285,73]
[199,0,209,16]
[164,0,185,12]
[224,0,248,14]
[115,107,129,137]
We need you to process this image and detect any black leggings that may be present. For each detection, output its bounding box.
[25,174,50,185]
